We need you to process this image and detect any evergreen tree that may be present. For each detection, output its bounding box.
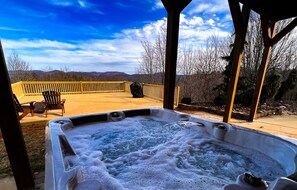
[213,43,253,106]
[275,69,297,101]
[260,68,282,103]
[213,46,234,105]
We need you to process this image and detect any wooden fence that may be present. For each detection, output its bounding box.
[11,81,179,106]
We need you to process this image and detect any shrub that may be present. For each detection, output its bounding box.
[181,97,192,104]
[275,69,297,101]
[214,95,226,106]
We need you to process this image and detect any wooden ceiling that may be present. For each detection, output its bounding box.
[238,0,296,21]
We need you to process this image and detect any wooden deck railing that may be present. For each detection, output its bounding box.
[11,81,179,106]
[20,81,125,96]
[11,82,24,99]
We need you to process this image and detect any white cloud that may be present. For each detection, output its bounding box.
[115,2,130,8]
[188,16,204,26]
[120,14,230,42]
[189,3,212,14]
[2,39,76,49]
[1,13,232,74]
[187,0,229,15]
[48,0,74,7]
[47,0,103,14]
[77,0,96,9]
[207,19,215,26]
[0,27,28,32]
[153,0,163,10]
[2,38,143,74]
[222,14,232,22]
[117,18,167,40]
[178,14,230,41]
[78,0,86,7]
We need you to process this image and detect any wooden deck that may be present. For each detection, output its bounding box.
[19,92,163,123]
[178,109,297,139]
[19,92,297,138]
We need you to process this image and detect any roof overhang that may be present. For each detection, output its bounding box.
[238,0,297,22]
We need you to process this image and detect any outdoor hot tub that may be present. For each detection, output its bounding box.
[45,108,297,190]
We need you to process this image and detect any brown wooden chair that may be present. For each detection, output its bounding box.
[13,94,35,120]
[42,91,66,117]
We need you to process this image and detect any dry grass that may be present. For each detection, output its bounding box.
[0,121,47,178]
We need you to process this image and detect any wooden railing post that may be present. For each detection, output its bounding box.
[20,81,24,97]
[80,81,83,93]
[175,86,180,106]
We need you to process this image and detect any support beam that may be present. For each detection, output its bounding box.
[248,23,277,121]
[270,17,297,46]
[223,4,250,123]
[0,41,35,189]
[228,0,244,37]
[261,16,271,47]
[162,0,191,109]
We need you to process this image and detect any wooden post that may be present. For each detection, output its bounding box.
[162,0,191,110]
[248,47,274,121]
[270,18,297,46]
[0,41,35,189]
[223,2,250,123]
[80,81,83,93]
[175,86,180,106]
[248,21,276,121]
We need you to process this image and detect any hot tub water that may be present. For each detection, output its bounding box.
[63,118,285,190]
[45,108,297,190]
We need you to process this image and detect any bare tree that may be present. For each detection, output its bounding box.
[138,29,229,103]
[195,35,228,102]
[59,65,72,81]
[154,27,167,84]
[177,45,198,99]
[137,40,156,83]
[6,51,32,83]
[270,19,297,71]
[241,13,264,83]
[138,27,167,84]
[215,13,297,105]
[242,13,297,83]
[60,65,70,73]
[42,66,53,72]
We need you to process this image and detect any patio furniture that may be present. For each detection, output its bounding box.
[13,94,35,120]
[42,91,66,117]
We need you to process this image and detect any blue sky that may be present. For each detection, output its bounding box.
[0,0,233,74]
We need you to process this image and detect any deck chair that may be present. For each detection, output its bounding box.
[42,91,66,117]
[13,94,35,120]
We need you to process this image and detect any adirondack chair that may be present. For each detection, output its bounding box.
[13,94,35,120]
[42,91,66,117]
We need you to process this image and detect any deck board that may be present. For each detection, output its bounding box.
[19,92,297,138]
[19,92,162,123]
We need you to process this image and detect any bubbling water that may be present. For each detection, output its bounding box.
[65,118,285,190]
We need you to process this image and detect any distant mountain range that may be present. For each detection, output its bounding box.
[26,70,166,82]
[9,70,184,84]
[31,70,128,77]
[67,71,130,78]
